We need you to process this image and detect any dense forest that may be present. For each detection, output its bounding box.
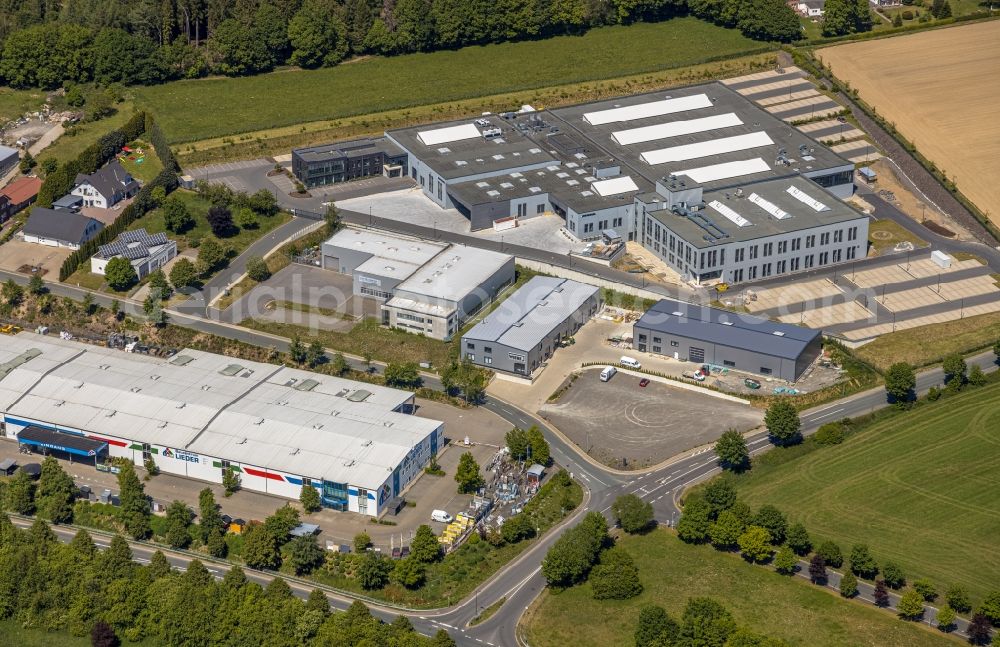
[0,0,802,89]
[0,513,456,646]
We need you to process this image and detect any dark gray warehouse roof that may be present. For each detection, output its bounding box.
[635,298,821,360]
[463,276,599,352]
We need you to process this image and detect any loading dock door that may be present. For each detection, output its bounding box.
[689,347,705,363]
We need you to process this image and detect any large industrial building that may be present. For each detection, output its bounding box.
[633,298,822,381]
[321,228,515,340]
[0,332,444,517]
[461,276,601,376]
[384,81,856,240]
[637,175,868,284]
[291,137,408,188]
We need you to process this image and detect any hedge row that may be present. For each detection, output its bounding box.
[58,111,179,281]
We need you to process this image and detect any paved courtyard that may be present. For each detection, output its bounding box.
[539,368,763,470]
[336,188,581,255]
[0,239,71,276]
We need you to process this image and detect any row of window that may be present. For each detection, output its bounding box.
[360,286,391,299]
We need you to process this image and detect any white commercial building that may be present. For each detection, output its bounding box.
[0,332,444,517]
[90,228,177,279]
[322,228,515,340]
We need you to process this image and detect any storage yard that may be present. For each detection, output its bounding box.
[818,21,1000,226]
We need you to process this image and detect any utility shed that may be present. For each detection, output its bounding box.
[633,298,822,381]
[461,276,601,377]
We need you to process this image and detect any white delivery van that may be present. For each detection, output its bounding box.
[600,366,617,382]
[431,510,453,523]
[620,356,641,369]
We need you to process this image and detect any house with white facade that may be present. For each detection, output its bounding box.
[22,207,103,249]
[71,160,140,208]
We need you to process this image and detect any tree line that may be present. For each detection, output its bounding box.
[0,512,456,646]
[676,479,1000,642]
[0,0,804,90]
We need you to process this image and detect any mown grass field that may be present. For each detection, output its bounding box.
[525,530,953,647]
[135,18,766,144]
[855,311,1000,370]
[731,380,1000,602]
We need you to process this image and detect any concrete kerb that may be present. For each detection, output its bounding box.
[207,218,326,309]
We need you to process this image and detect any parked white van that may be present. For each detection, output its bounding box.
[600,366,617,382]
[431,509,453,523]
[620,356,642,369]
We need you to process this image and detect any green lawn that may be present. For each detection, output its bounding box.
[525,530,953,647]
[127,189,292,255]
[135,18,766,144]
[0,621,91,647]
[729,380,1000,602]
[118,139,164,183]
[36,103,138,166]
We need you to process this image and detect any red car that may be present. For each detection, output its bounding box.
[639,378,650,387]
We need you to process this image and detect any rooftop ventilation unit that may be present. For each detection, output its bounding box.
[772,331,786,337]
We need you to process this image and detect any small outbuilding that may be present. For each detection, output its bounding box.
[0,458,17,475]
[526,464,545,485]
[0,145,19,176]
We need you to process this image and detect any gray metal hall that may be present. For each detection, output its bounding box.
[633,299,822,381]
[462,276,601,376]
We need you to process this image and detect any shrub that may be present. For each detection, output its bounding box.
[945,584,971,613]
[881,561,905,589]
[897,590,925,620]
[935,605,956,632]
[840,572,858,598]
[813,422,845,445]
[901,9,914,19]
[913,578,937,601]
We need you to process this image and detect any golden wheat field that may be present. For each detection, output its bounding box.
[819,21,1000,226]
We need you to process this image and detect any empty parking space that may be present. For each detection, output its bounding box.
[776,300,873,327]
[540,368,762,470]
[744,277,844,313]
[756,89,820,106]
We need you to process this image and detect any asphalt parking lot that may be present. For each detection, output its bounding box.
[540,368,763,470]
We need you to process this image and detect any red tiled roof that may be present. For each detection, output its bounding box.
[1,176,42,204]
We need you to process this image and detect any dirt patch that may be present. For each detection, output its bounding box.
[16,264,47,276]
[921,219,955,238]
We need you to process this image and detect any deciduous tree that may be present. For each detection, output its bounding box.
[169,257,197,289]
[751,504,787,544]
[945,584,971,612]
[589,547,642,600]
[300,484,321,513]
[105,256,138,291]
[357,550,391,590]
[816,540,843,568]
[634,604,679,647]
[245,255,269,282]
[849,543,878,579]
[715,428,749,471]
[737,526,772,563]
[840,571,858,597]
[873,579,890,607]
[885,362,916,406]
[676,497,712,544]
[164,500,192,549]
[785,522,811,555]
[454,452,483,494]
[410,524,442,564]
[288,534,324,575]
[611,493,654,534]
[808,554,827,584]
[117,463,151,539]
[764,400,801,445]
[897,590,925,619]
[935,605,956,631]
[773,544,797,575]
[162,196,194,233]
[36,457,75,523]
[881,561,905,589]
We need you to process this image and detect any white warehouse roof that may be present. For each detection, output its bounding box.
[641,132,774,166]
[592,175,639,197]
[417,123,481,147]
[678,158,771,184]
[583,94,713,126]
[0,333,443,490]
[395,244,511,303]
[612,113,743,146]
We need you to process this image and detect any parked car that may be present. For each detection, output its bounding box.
[600,366,617,382]
[639,378,650,387]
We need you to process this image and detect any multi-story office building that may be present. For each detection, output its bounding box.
[292,137,408,188]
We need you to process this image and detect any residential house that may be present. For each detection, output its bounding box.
[22,207,103,249]
[0,176,42,222]
[797,0,826,16]
[71,160,139,209]
[91,228,177,279]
